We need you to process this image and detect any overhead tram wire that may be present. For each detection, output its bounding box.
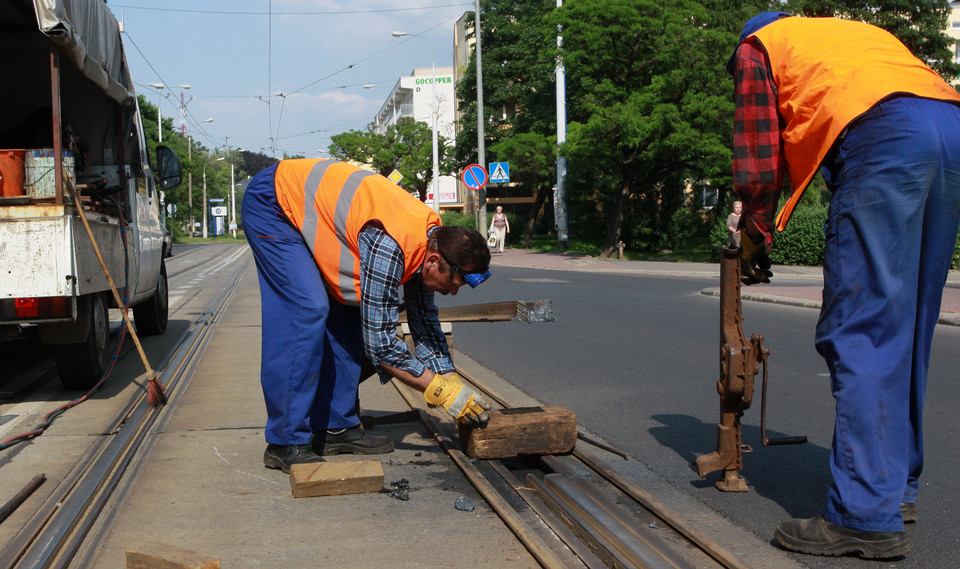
[124,34,222,149]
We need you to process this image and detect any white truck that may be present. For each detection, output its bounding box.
[0,0,182,389]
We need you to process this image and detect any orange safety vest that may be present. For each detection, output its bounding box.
[273,159,441,305]
[749,17,960,231]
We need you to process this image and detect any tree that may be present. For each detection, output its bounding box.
[329,117,455,200]
[546,0,735,257]
[787,0,960,80]
[489,132,556,247]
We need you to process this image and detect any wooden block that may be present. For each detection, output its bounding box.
[289,460,384,498]
[459,406,577,459]
[125,541,220,569]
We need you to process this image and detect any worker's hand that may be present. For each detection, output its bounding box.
[740,230,772,285]
[424,373,491,425]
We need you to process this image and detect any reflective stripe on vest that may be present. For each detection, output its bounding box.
[750,17,960,231]
[298,160,374,305]
[274,159,440,306]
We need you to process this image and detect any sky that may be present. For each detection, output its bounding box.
[106,1,473,159]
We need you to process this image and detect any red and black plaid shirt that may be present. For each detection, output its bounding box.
[732,40,785,250]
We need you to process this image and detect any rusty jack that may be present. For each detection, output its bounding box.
[696,247,806,492]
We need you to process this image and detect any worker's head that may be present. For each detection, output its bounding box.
[423,226,491,295]
[726,11,792,75]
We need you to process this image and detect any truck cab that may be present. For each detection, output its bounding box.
[0,0,182,388]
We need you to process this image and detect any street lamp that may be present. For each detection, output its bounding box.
[186,118,214,237]
[393,31,440,213]
[202,156,224,239]
[146,83,190,143]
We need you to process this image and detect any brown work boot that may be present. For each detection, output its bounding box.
[775,516,909,559]
[311,424,394,456]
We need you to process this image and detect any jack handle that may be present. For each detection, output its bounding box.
[755,334,807,446]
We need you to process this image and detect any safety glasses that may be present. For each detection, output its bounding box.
[439,250,491,288]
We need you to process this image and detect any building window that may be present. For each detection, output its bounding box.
[953,21,960,29]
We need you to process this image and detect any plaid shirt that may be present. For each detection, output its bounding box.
[732,40,785,249]
[358,225,453,383]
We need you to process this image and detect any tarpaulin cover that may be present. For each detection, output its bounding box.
[32,0,135,106]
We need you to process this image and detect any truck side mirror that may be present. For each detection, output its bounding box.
[156,146,183,191]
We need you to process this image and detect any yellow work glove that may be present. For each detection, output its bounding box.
[738,213,772,285]
[424,373,491,425]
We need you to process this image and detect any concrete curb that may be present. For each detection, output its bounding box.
[700,287,960,327]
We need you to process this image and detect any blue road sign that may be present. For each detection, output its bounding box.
[488,162,510,183]
[461,163,488,190]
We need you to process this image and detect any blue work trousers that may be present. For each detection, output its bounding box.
[816,97,960,532]
[241,164,363,445]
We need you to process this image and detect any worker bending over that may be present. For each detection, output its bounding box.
[729,12,960,559]
[242,159,492,473]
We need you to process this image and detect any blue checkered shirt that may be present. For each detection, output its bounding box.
[357,225,453,383]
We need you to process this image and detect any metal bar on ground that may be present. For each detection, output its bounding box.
[539,473,694,569]
[0,475,46,526]
[487,461,606,569]
[390,380,577,569]
[571,450,754,569]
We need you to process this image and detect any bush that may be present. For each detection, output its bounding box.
[709,203,827,267]
[769,204,827,266]
[440,211,477,230]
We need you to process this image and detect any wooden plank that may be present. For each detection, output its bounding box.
[289,460,384,498]
[458,407,577,459]
[125,541,220,569]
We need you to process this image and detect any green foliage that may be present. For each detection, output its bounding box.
[440,210,477,230]
[329,117,455,198]
[546,0,737,256]
[137,95,276,235]
[710,199,827,266]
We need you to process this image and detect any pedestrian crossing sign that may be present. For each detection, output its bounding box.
[488,162,509,184]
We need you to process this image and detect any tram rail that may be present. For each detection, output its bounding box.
[0,260,250,569]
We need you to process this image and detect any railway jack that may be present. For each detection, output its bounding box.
[696,247,807,492]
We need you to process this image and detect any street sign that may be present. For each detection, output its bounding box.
[489,162,509,184]
[461,163,488,191]
[211,206,227,217]
[388,169,403,184]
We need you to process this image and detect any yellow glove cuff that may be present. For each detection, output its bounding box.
[424,373,463,408]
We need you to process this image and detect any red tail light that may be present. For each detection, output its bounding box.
[14,297,68,319]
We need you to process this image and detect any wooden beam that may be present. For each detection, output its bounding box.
[458,407,577,459]
[126,542,220,569]
[289,460,384,498]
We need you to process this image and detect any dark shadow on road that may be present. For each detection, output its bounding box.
[651,413,833,520]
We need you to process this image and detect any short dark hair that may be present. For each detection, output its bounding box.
[429,226,490,274]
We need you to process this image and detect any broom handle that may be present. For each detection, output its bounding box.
[66,183,155,378]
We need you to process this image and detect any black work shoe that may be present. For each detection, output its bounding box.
[312,424,394,456]
[263,444,324,474]
[774,516,909,559]
[900,502,918,524]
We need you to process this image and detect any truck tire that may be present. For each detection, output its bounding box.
[133,260,168,336]
[55,293,110,390]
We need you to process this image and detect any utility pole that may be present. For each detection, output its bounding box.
[475,0,487,231]
[554,0,569,250]
[188,138,193,236]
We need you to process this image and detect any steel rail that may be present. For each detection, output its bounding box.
[0,259,249,569]
[390,379,578,569]
[456,365,753,569]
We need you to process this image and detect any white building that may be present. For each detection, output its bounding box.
[373,67,458,208]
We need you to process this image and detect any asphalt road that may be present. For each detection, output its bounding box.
[438,264,960,569]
